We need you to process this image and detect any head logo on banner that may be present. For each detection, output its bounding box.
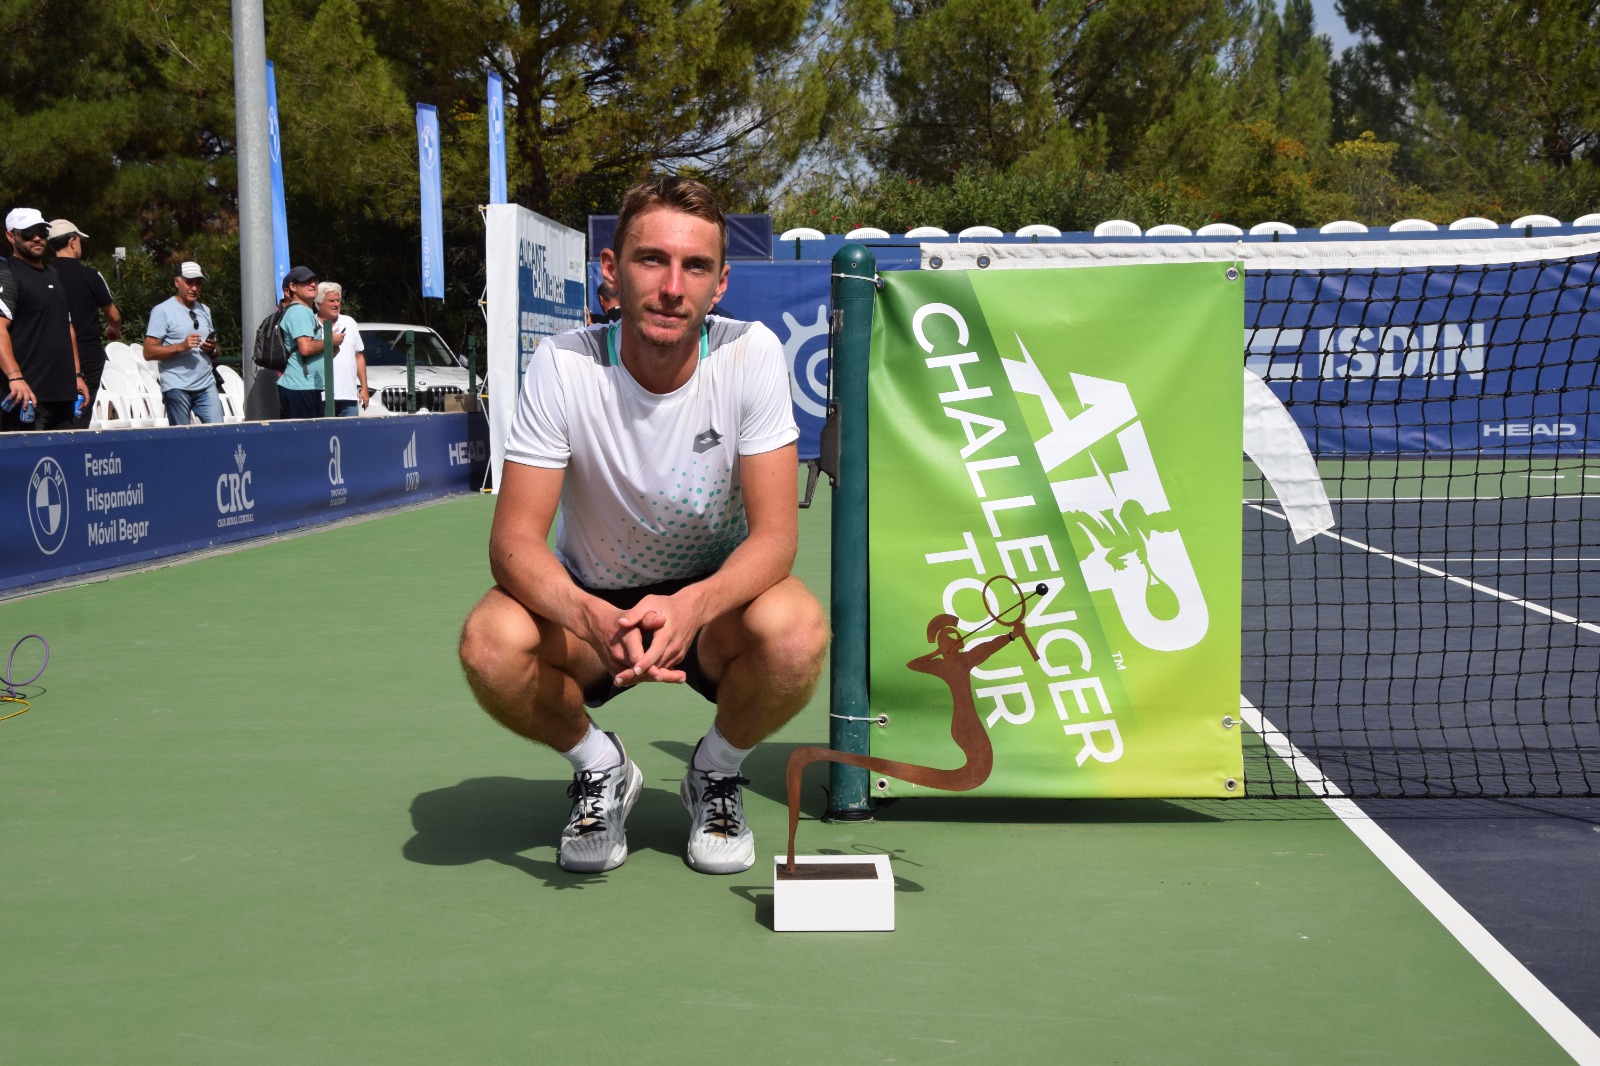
[416,103,444,300]
[265,60,291,293]
[487,74,507,206]
[866,263,1243,798]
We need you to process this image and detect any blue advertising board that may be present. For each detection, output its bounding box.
[1,414,489,594]
[1245,257,1600,454]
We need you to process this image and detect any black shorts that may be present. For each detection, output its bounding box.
[577,573,718,708]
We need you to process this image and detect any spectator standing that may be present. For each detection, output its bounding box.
[1,207,88,431]
[143,261,222,425]
[593,279,622,323]
[277,265,335,418]
[47,219,121,428]
[315,282,367,416]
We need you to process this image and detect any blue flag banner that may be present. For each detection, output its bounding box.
[487,74,507,205]
[265,60,291,292]
[417,103,444,300]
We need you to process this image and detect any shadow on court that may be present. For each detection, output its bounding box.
[403,775,690,885]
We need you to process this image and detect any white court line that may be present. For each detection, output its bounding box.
[1240,699,1600,1065]
[1249,503,1600,636]
[1417,557,1600,564]
[1246,495,1600,503]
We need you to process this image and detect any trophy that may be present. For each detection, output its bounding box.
[774,577,1045,930]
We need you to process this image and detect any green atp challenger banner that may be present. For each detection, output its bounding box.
[867,263,1244,798]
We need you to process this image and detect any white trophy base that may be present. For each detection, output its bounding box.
[772,854,894,932]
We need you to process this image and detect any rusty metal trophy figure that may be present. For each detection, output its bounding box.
[780,577,1046,890]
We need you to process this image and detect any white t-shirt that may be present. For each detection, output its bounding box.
[327,313,365,401]
[505,318,798,589]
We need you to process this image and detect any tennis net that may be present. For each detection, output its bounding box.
[1242,243,1600,797]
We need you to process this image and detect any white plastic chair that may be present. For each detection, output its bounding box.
[844,227,890,239]
[1389,218,1438,232]
[1249,221,1296,236]
[957,225,1005,239]
[96,362,163,427]
[1510,214,1561,230]
[1574,213,1600,229]
[1196,222,1244,236]
[777,227,825,242]
[1320,220,1368,234]
[1145,224,1193,237]
[1448,217,1499,231]
[1014,224,1061,238]
[903,226,950,238]
[214,364,245,422]
[1093,220,1141,237]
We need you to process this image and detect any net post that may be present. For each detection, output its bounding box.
[826,244,876,821]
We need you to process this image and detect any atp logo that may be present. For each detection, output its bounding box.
[1004,338,1209,653]
[27,456,69,555]
[780,304,831,418]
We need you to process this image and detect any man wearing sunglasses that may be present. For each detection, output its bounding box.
[143,261,222,425]
[1,207,88,432]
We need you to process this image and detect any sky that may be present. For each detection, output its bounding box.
[1311,0,1361,55]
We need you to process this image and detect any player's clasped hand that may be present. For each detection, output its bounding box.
[614,594,700,686]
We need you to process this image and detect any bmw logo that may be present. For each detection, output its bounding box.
[27,456,69,555]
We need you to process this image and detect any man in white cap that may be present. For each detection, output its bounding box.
[47,219,122,428]
[142,260,222,424]
[1,207,88,431]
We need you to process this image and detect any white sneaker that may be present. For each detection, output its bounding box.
[557,734,643,873]
[680,762,755,875]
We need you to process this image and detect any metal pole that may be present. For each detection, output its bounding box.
[405,329,417,413]
[322,319,335,417]
[825,244,876,820]
[231,0,276,420]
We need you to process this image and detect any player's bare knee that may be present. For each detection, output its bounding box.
[752,588,828,684]
[457,596,537,684]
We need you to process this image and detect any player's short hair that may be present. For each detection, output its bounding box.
[612,175,727,265]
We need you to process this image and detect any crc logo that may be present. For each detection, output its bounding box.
[27,456,69,555]
[218,443,254,514]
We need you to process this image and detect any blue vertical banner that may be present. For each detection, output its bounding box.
[265,60,291,292]
[417,103,444,300]
[487,74,507,205]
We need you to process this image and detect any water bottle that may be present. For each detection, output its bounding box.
[0,393,15,413]
[74,393,86,419]
[19,399,35,424]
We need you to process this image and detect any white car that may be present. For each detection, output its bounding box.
[354,322,476,416]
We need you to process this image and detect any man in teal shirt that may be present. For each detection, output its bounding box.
[277,265,340,418]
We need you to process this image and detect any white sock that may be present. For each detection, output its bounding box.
[693,723,753,776]
[561,722,623,774]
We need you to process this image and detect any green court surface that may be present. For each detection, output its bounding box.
[0,493,1575,1064]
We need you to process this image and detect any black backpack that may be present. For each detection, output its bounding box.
[251,306,288,372]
